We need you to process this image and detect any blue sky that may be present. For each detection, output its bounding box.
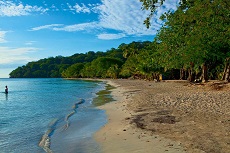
[0,0,178,78]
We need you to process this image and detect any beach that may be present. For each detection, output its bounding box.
[95,79,230,153]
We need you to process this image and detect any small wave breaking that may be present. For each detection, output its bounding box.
[39,99,85,153]
[63,98,85,130]
[39,118,58,153]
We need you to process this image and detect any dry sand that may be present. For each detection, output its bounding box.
[94,79,230,153]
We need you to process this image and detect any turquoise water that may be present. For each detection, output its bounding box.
[0,78,107,153]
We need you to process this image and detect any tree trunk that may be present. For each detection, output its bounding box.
[180,68,185,80]
[222,58,230,81]
[224,65,230,82]
[187,62,195,82]
[187,69,191,82]
[187,68,195,82]
[200,63,208,83]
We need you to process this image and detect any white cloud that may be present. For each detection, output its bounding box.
[25,41,36,46]
[29,0,179,40]
[0,31,7,43]
[96,0,179,36]
[97,33,126,40]
[31,22,100,32]
[53,22,99,32]
[0,47,39,64]
[73,3,91,13]
[67,3,100,14]
[0,1,48,16]
[30,24,63,31]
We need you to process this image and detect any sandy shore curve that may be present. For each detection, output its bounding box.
[94,79,230,153]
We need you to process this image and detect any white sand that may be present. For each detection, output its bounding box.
[95,80,186,153]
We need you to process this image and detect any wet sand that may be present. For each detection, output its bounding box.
[94,79,230,153]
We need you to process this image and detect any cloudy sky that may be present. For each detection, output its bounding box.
[0,0,178,78]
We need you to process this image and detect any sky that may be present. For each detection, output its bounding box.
[0,0,179,78]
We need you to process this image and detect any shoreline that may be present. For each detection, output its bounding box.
[94,80,186,153]
[94,79,230,153]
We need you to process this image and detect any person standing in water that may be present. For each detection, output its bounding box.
[5,86,8,94]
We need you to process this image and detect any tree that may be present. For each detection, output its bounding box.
[81,57,124,78]
[143,0,230,82]
[120,41,161,80]
[119,41,151,58]
[120,56,140,78]
[140,0,195,28]
[61,63,84,78]
[106,64,120,79]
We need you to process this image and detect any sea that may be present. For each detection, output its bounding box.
[0,78,108,153]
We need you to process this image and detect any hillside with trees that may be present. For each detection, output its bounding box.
[10,0,230,82]
[9,47,126,78]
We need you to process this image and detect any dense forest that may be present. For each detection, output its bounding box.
[10,0,230,82]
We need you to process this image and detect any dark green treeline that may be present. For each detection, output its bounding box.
[10,0,230,82]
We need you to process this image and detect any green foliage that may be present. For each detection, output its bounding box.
[140,0,196,28]
[106,64,120,79]
[144,0,230,81]
[9,51,107,78]
[81,57,124,78]
[119,41,151,58]
[120,56,139,78]
[61,63,84,78]
[139,0,165,28]
[9,47,126,79]
[119,41,162,80]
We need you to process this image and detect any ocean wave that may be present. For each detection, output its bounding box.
[39,99,85,153]
[39,118,58,153]
[63,99,85,130]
